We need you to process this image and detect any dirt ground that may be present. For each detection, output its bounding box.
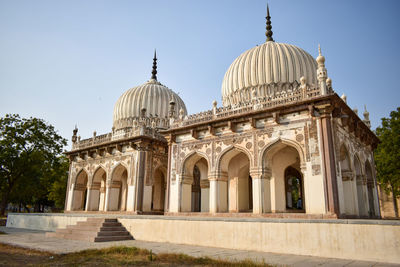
[0,243,266,267]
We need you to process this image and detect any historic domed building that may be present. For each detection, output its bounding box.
[65,7,380,219]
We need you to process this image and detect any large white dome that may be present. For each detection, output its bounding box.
[221,41,317,106]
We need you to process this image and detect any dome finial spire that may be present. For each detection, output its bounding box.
[151,49,157,80]
[266,4,274,42]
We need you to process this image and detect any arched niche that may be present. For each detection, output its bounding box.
[72,169,88,210]
[219,147,252,213]
[109,164,128,211]
[262,140,303,213]
[365,160,376,217]
[354,156,367,216]
[180,152,210,212]
[339,145,357,215]
[152,166,167,212]
[87,166,107,211]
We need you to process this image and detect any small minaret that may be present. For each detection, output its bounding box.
[341,94,347,103]
[72,125,78,143]
[316,44,328,95]
[169,98,176,118]
[265,4,274,42]
[363,105,371,128]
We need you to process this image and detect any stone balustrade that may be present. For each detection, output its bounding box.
[171,85,323,128]
[72,126,165,151]
[71,85,325,150]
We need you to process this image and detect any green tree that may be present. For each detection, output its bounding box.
[375,107,400,217]
[0,114,67,215]
[48,155,69,209]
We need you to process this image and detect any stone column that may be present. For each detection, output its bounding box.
[165,136,174,212]
[318,105,340,216]
[64,162,73,211]
[208,172,228,213]
[200,179,210,212]
[134,141,149,213]
[85,184,92,211]
[179,174,193,212]
[209,175,218,213]
[251,169,266,214]
[66,183,75,211]
[104,180,112,211]
[256,169,272,213]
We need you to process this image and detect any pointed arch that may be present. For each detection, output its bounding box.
[217,145,253,173]
[260,138,305,171]
[217,145,252,213]
[92,165,107,184]
[365,159,376,217]
[179,151,210,212]
[339,143,353,172]
[73,168,88,185]
[109,163,128,211]
[110,162,129,181]
[181,151,210,176]
[75,169,89,187]
[152,165,167,212]
[72,169,88,211]
[260,137,305,213]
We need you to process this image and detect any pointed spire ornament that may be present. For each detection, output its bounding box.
[363,105,371,128]
[266,4,274,42]
[151,50,157,80]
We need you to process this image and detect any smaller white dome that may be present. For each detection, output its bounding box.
[113,79,186,130]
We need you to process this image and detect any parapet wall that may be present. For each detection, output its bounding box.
[6,213,400,264]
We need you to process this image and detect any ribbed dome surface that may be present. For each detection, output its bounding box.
[221,42,317,106]
[113,79,187,129]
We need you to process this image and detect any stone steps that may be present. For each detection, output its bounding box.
[46,218,133,242]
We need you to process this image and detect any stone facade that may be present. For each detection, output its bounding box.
[64,10,380,219]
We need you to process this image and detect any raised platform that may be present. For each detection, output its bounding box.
[6,212,400,264]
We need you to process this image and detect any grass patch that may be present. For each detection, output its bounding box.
[0,243,270,266]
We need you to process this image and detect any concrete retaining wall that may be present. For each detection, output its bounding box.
[6,213,400,264]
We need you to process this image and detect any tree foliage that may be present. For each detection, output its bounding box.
[0,114,67,215]
[375,107,400,200]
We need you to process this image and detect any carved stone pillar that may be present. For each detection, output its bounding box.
[104,180,112,211]
[208,172,228,213]
[250,168,267,214]
[209,174,218,214]
[85,184,92,211]
[66,182,75,211]
[134,141,149,213]
[179,174,193,212]
[165,135,175,212]
[318,105,339,216]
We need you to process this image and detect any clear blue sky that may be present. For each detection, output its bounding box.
[1,0,399,148]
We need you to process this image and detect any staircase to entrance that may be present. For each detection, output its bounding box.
[46,218,133,242]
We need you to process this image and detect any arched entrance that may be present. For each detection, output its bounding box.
[284,166,304,212]
[152,167,167,212]
[340,145,357,215]
[72,170,88,210]
[180,153,209,212]
[354,156,367,216]
[262,141,304,213]
[89,167,107,211]
[192,165,201,212]
[109,164,128,211]
[365,161,376,217]
[219,148,251,213]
